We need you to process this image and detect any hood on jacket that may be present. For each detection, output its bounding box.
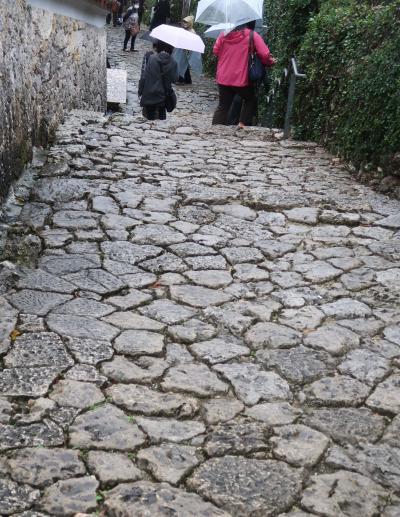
[156,51,174,67]
[182,15,195,33]
[222,28,249,45]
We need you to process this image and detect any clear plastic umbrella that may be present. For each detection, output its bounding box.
[195,0,263,27]
[203,18,263,38]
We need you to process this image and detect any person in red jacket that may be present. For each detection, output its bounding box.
[212,22,276,127]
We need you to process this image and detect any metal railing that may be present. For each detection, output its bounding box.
[264,57,306,138]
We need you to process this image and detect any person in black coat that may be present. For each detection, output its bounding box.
[149,0,170,30]
[138,40,178,120]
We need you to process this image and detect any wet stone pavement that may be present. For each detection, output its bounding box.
[1,26,400,517]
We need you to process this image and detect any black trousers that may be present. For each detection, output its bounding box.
[212,84,256,126]
[123,30,137,50]
[144,104,167,120]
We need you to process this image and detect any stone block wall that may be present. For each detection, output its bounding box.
[0,0,107,201]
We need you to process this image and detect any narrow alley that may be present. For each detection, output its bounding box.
[1,27,400,516]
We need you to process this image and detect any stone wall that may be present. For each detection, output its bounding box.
[0,0,107,202]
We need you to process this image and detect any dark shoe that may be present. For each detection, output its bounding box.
[130,49,139,52]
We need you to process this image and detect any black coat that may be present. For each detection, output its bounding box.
[138,51,178,106]
[149,0,170,29]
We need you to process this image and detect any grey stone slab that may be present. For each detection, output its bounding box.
[320,297,372,318]
[304,323,360,356]
[139,299,197,324]
[257,346,330,384]
[188,456,302,516]
[190,338,249,364]
[302,407,386,445]
[284,207,319,225]
[53,297,114,318]
[221,246,264,264]
[271,424,329,467]
[185,270,232,288]
[46,314,119,340]
[101,241,162,265]
[384,324,400,346]
[277,305,325,331]
[103,311,164,331]
[0,419,64,451]
[245,402,301,425]
[0,297,18,355]
[8,448,85,487]
[245,322,301,350]
[374,213,400,228]
[168,319,217,343]
[64,336,113,364]
[169,242,217,257]
[185,254,228,270]
[69,404,146,450]
[19,202,52,230]
[301,470,387,517]
[101,355,168,384]
[137,417,205,444]
[170,285,232,308]
[366,373,400,414]
[232,263,270,282]
[0,367,61,397]
[114,329,164,356]
[162,363,229,397]
[87,451,142,484]
[0,478,40,515]
[140,252,188,274]
[137,445,200,485]
[131,224,186,245]
[256,240,297,259]
[7,290,72,316]
[4,332,73,368]
[53,210,98,229]
[49,380,104,409]
[338,349,391,385]
[107,289,152,310]
[382,414,400,447]
[17,269,76,294]
[64,268,126,295]
[202,398,244,425]
[214,363,292,406]
[106,384,199,417]
[39,254,100,275]
[326,442,400,491]
[33,178,96,203]
[104,481,229,516]
[205,419,270,456]
[64,364,107,386]
[305,375,370,406]
[40,476,99,516]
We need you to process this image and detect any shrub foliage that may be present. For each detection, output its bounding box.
[263,0,400,171]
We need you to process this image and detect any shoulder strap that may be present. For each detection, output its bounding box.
[249,30,255,55]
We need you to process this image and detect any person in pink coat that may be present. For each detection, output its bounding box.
[212,22,276,127]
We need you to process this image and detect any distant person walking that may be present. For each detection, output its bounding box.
[149,0,170,30]
[138,40,178,120]
[122,4,140,52]
[212,22,276,127]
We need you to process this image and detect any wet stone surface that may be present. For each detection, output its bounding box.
[0,25,399,515]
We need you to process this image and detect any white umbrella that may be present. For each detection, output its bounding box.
[195,0,263,27]
[150,25,205,53]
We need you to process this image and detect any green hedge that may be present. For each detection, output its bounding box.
[262,0,400,172]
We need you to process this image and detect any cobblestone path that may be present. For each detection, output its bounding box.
[1,27,400,517]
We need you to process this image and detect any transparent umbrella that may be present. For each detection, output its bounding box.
[203,18,263,39]
[195,0,263,27]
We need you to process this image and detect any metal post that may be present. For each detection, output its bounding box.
[283,72,296,139]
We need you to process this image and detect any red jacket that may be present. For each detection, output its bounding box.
[213,28,274,87]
